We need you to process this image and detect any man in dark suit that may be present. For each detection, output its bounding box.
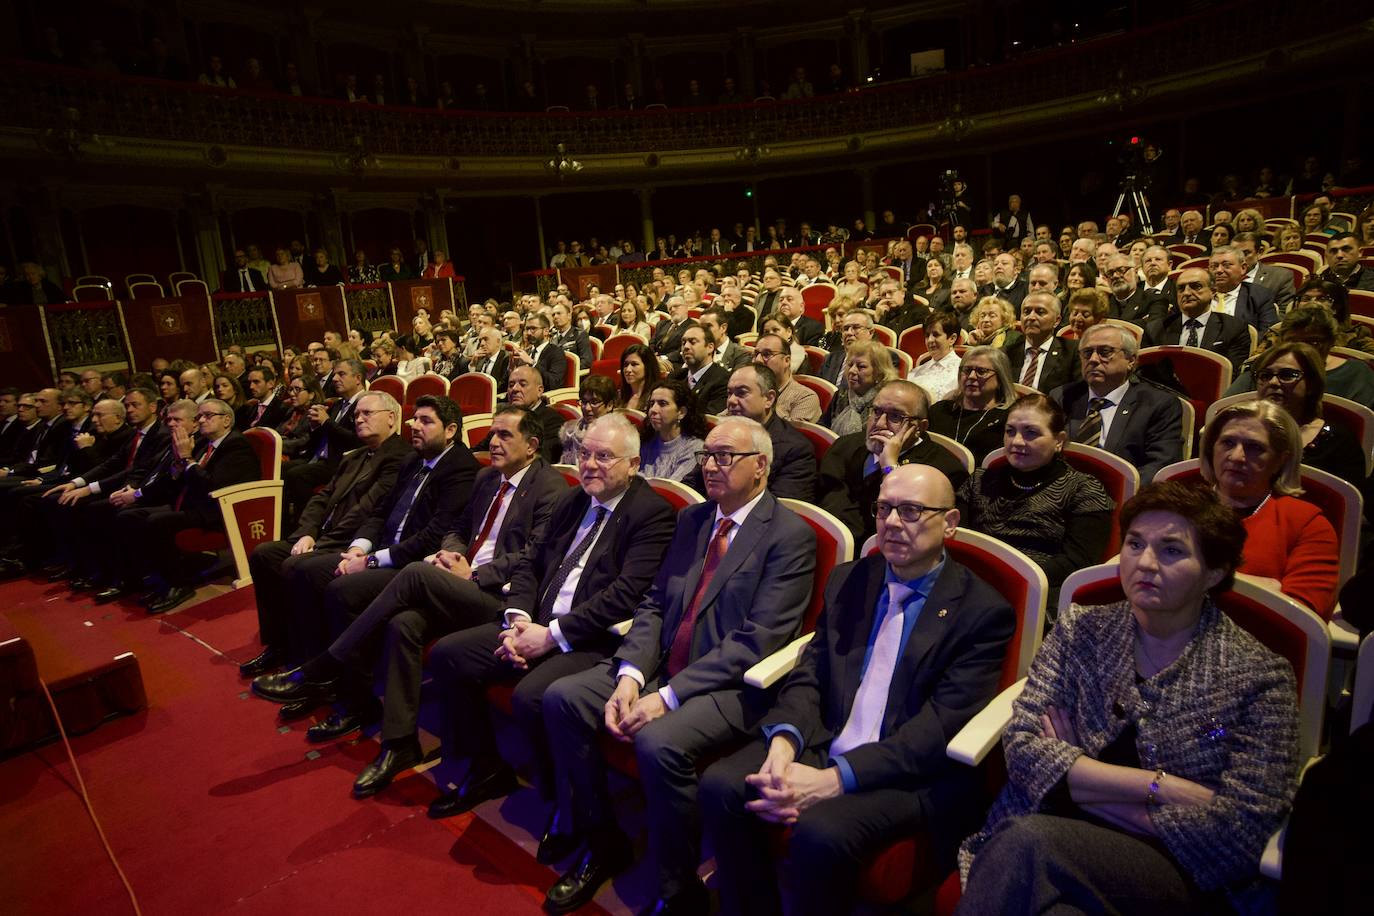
[777,287,824,347]
[682,364,816,502]
[550,301,594,370]
[698,308,752,373]
[0,388,69,479]
[238,390,411,675]
[236,365,289,431]
[817,312,877,386]
[540,416,817,914]
[978,252,1029,310]
[818,380,969,545]
[1321,232,1374,291]
[1104,253,1170,327]
[1168,209,1209,249]
[1211,246,1278,334]
[281,358,368,526]
[1052,323,1184,485]
[652,295,698,370]
[1001,294,1081,393]
[1139,245,1177,310]
[0,388,23,467]
[221,249,269,292]
[107,397,261,612]
[673,325,730,415]
[701,465,1015,916]
[253,405,562,793]
[378,247,415,282]
[457,327,511,392]
[252,395,478,685]
[512,312,567,391]
[475,365,563,464]
[1142,268,1252,377]
[752,273,784,326]
[425,416,676,852]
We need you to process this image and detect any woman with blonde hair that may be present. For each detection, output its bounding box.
[820,339,896,436]
[967,296,1021,349]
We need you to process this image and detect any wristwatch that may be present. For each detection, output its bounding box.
[365,554,380,569]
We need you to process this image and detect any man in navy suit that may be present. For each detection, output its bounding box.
[221,249,269,292]
[1142,268,1252,378]
[1052,323,1184,484]
[1210,246,1277,334]
[540,416,817,914]
[513,312,568,391]
[550,300,594,369]
[701,464,1015,916]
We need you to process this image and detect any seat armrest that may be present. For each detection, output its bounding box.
[947,680,1026,766]
[743,633,815,689]
[607,619,632,637]
[1262,753,1324,879]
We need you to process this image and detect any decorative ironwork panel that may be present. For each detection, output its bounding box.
[48,306,127,369]
[453,280,468,309]
[212,294,277,349]
[345,285,394,335]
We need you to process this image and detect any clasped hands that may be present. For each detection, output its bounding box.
[743,735,842,825]
[603,675,668,743]
[492,619,557,670]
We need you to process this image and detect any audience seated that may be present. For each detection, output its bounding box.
[908,311,963,402]
[280,358,367,527]
[957,482,1299,914]
[1141,268,1251,378]
[1210,246,1278,335]
[619,343,662,413]
[1321,231,1374,291]
[820,339,894,436]
[966,296,1021,350]
[758,312,811,376]
[558,375,616,465]
[1228,307,1374,409]
[650,295,697,371]
[475,366,563,464]
[754,332,821,424]
[0,388,70,479]
[1002,292,1081,393]
[926,346,1017,466]
[1200,400,1340,618]
[539,416,816,914]
[1104,251,1170,327]
[671,324,730,415]
[956,393,1114,606]
[639,378,708,482]
[817,310,874,386]
[703,464,1014,916]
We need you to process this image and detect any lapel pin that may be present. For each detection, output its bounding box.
[937,608,948,619]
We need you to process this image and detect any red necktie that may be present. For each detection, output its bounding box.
[124,430,144,470]
[174,443,213,510]
[666,518,734,676]
[465,480,513,561]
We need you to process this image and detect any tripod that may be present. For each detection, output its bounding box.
[1113,175,1155,235]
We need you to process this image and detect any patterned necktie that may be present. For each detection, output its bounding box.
[666,518,734,676]
[1184,318,1201,347]
[466,480,513,561]
[380,464,431,547]
[831,582,915,756]
[1075,397,1110,447]
[538,506,609,622]
[1020,344,1041,387]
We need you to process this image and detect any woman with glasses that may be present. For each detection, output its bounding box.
[1200,399,1339,618]
[639,378,707,481]
[618,343,662,412]
[1227,304,1374,408]
[559,375,617,465]
[276,376,326,458]
[821,339,896,436]
[956,393,1113,607]
[927,346,1019,464]
[967,297,1020,350]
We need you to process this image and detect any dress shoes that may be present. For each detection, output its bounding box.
[251,668,338,705]
[544,833,633,914]
[146,586,194,615]
[93,585,132,604]
[238,648,283,678]
[639,879,709,916]
[69,577,100,592]
[0,558,28,579]
[537,807,580,865]
[43,564,71,583]
[426,763,518,820]
[305,701,381,743]
[352,738,423,799]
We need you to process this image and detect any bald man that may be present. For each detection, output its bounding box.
[701,465,1016,916]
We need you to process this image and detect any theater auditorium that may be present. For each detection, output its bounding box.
[1,1,1372,913]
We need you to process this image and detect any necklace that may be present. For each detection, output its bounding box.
[953,403,993,444]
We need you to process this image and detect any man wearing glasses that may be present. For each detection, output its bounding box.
[701,464,1014,916]
[818,379,969,544]
[1142,267,1251,376]
[540,416,816,915]
[105,397,259,613]
[1052,322,1183,484]
[239,390,411,677]
[1104,253,1168,328]
[752,332,821,423]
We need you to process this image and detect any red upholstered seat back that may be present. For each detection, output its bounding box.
[448,372,497,416]
[947,537,1033,691]
[242,428,277,481]
[800,284,833,320]
[405,373,448,406]
[898,326,927,364]
[1136,347,1228,406]
[368,375,405,403]
[601,334,643,364]
[589,359,622,385]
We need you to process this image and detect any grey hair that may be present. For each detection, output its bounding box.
[713,415,773,467]
[167,398,198,419]
[201,397,233,417]
[665,295,686,310]
[589,412,641,457]
[958,346,1019,408]
[358,389,401,418]
[1080,321,1139,359]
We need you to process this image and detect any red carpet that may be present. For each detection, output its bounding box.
[0,580,603,916]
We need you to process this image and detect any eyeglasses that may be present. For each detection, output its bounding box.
[1256,368,1305,384]
[873,501,953,523]
[753,349,782,361]
[577,448,631,467]
[1298,295,1333,305]
[1179,281,1208,291]
[694,450,761,468]
[196,411,230,420]
[1080,345,1122,361]
[958,366,995,379]
[870,407,921,426]
[355,408,395,418]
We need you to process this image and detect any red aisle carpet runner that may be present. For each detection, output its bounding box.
[0,579,612,916]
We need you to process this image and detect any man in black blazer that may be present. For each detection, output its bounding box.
[1001,294,1081,393]
[0,388,69,479]
[1053,323,1184,485]
[425,416,676,850]
[652,295,698,370]
[253,405,562,795]
[281,358,368,525]
[701,465,1015,916]
[513,312,568,391]
[550,301,594,370]
[236,365,290,431]
[456,327,510,392]
[0,388,23,467]
[476,365,563,464]
[108,398,261,612]
[698,308,752,373]
[1104,253,1170,327]
[221,249,269,292]
[239,391,411,675]
[818,380,969,545]
[1139,245,1177,310]
[1211,246,1278,334]
[777,287,824,347]
[540,416,817,914]
[978,253,1029,310]
[673,324,730,414]
[817,312,877,386]
[1142,268,1251,378]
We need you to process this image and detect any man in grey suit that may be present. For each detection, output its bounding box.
[1053,323,1184,484]
[1233,233,1296,309]
[699,308,752,372]
[816,311,875,386]
[541,416,817,914]
[1210,246,1277,334]
[240,390,411,675]
[701,465,1015,916]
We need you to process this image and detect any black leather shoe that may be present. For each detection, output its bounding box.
[537,808,580,865]
[426,762,518,820]
[544,833,633,914]
[251,668,338,705]
[93,585,131,604]
[43,564,71,583]
[69,577,100,592]
[139,587,168,607]
[352,739,423,799]
[238,648,283,678]
[306,701,381,743]
[639,879,709,916]
[279,696,334,721]
[146,586,194,615]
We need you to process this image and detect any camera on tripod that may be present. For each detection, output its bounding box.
[1112,137,1158,234]
[934,169,963,227]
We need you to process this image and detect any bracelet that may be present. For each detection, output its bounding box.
[1146,769,1166,806]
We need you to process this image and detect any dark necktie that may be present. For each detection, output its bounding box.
[174,443,214,510]
[1075,397,1110,447]
[240,269,251,290]
[323,450,372,529]
[27,422,51,463]
[1185,319,1201,347]
[666,518,734,676]
[466,480,513,561]
[312,399,351,462]
[380,464,431,547]
[1020,344,1041,387]
[538,506,609,622]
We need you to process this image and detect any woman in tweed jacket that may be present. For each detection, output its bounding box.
[957,481,1300,913]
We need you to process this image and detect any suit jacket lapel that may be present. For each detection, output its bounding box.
[497,461,543,547]
[884,565,967,722]
[698,497,769,611]
[675,507,718,633]
[837,558,889,728]
[1104,383,1140,451]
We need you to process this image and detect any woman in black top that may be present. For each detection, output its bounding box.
[926,346,1018,465]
